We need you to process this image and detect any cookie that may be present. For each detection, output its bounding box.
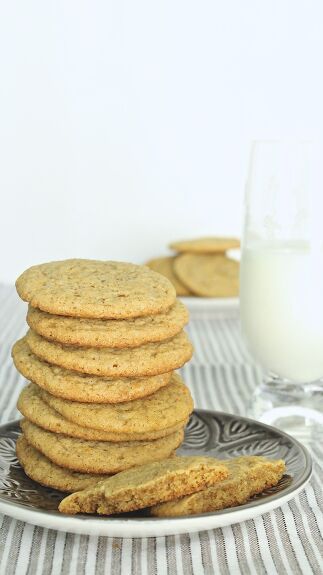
[25,329,193,377]
[16,259,176,319]
[18,383,185,442]
[151,456,286,517]
[169,237,240,254]
[39,373,193,436]
[21,420,184,474]
[12,338,172,403]
[146,257,191,296]
[174,254,239,297]
[16,436,108,492]
[26,300,189,348]
[58,456,229,515]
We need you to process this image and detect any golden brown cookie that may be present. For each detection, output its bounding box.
[16,259,176,319]
[26,301,189,348]
[174,254,239,297]
[146,257,191,296]
[58,456,229,515]
[12,338,172,403]
[16,436,108,492]
[39,373,193,437]
[21,420,184,474]
[169,237,240,254]
[150,456,286,516]
[25,329,193,377]
[18,383,185,442]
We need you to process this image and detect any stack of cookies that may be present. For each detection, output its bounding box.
[12,259,194,493]
[147,236,240,297]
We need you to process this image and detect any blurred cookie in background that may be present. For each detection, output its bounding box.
[169,236,240,254]
[146,256,191,296]
[174,253,239,297]
[147,236,240,298]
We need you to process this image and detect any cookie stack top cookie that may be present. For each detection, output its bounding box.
[16,259,177,319]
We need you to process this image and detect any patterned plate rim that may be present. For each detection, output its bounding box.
[0,409,312,523]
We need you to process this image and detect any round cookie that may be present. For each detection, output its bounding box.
[146,257,191,296]
[25,329,193,377]
[21,420,184,474]
[13,338,172,403]
[174,254,239,297]
[26,300,189,348]
[39,373,194,436]
[16,259,176,319]
[18,383,186,441]
[169,237,240,254]
[16,436,108,492]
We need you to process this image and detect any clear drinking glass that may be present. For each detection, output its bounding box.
[240,141,323,442]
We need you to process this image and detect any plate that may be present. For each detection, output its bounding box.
[179,296,239,312]
[0,411,311,538]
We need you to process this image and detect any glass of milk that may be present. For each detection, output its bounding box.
[240,141,323,441]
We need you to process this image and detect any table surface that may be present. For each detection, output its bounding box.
[0,285,322,575]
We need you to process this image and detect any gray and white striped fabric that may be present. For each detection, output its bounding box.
[0,284,322,575]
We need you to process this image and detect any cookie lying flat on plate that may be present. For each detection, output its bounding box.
[39,373,193,437]
[174,254,239,297]
[169,237,240,254]
[25,329,193,377]
[12,339,171,404]
[58,456,229,515]
[16,436,108,492]
[151,456,286,517]
[26,301,189,348]
[21,420,184,474]
[16,259,176,319]
[18,384,185,442]
[146,257,191,296]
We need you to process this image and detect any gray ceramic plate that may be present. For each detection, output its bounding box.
[0,410,312,537]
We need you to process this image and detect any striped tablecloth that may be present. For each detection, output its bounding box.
[0,284,322,575]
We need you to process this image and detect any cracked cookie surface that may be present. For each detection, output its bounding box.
[151,456,286,516]
[58,456,229,514]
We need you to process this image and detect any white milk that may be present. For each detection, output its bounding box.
[240,244,323,382]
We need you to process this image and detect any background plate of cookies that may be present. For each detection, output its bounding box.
[146,236,240,310]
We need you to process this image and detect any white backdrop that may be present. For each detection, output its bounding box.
[1,0,323,283]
